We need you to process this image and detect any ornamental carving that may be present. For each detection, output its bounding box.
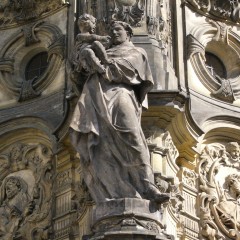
[197,142,240,240]
[0,0,65,29]
[185,0,240,24]
[0,142,53,240]
[147,16,159,35]
[109,0,145,27]
[188,20,240,103]
[0,21,65,101]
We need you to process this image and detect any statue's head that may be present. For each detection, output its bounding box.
[110,21,133,45]
[78,13,96,34]
[226,142,240,161]
[10,143,23,161]
[225,173,240,197]
[5,176,22,200]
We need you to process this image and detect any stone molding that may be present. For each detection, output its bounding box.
[184,0,240,25]
[0,21,65,101]
[188,20,240,103]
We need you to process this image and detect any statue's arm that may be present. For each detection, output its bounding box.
[76,34,110,43]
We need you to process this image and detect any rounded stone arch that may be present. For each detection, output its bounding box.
[0,116,58,151]
[0,21,65,100]
[200,116,240,145]
[188,20,240,103]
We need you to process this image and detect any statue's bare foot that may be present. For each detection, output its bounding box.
[152,192,170,204]
[147,186,170,204]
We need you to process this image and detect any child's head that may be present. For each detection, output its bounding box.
[78,14,96,33]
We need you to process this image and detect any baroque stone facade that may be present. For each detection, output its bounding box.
[0,0,240,239]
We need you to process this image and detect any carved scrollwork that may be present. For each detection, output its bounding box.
[0,0,66,29]
[188,20,240,103]
[110,0,145,27]
[0,21,65,101]
[22,21,42,46]
[0,142,53,240]
[197,142,240,240]
[185,0,240,24]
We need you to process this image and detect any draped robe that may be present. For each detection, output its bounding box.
[70,41,155,203]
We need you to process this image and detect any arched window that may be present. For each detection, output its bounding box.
[25,52,48,81]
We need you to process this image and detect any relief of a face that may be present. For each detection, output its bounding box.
[5,179,20,199]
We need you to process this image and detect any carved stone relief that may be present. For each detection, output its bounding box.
[0,21,65,102]
[185,0,240,24]
[0,0,66,29]
[188,20,240,103]
[0,142,53,240]
[108,0,145,26]
[197,142,240,240]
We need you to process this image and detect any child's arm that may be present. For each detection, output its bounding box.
[76,33,110,43]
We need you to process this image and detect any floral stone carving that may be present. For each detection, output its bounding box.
[0,142,53,240]
[197,142,240,240]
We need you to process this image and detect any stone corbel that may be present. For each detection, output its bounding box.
[210,20,231,45]
[22,22,43,47]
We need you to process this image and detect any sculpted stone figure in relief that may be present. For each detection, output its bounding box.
[70,19,169,204]
[198,142,240,240]
[0,176,32,239]
[217,174,240,230]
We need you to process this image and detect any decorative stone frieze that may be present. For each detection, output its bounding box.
[197,142,240,240]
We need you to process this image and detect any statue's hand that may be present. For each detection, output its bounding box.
[101,35,111,43]
[23,201,35,217]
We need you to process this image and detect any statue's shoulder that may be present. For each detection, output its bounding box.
[134,46,148,58]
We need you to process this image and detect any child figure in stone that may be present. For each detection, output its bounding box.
[73,13,111,75]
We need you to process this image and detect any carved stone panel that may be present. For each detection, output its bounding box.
[0,142,53,240]
[185,0,240,24]
[197,142,240,240]
[0,0,66,29]
[108,0,145,26]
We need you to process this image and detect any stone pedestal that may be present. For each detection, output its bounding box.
[88,198,172,240]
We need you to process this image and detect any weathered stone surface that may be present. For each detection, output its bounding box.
[88,199,172,240]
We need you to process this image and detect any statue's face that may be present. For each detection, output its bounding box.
[80,20,96,34]
[111,24,129,45]
[5,179,20,199]
[229,147,240,160]
[230,178,240,196]
[10,146,22,161]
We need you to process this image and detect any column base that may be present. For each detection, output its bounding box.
[86,198,173,240]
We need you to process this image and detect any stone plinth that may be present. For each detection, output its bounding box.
[87,198,172,240]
